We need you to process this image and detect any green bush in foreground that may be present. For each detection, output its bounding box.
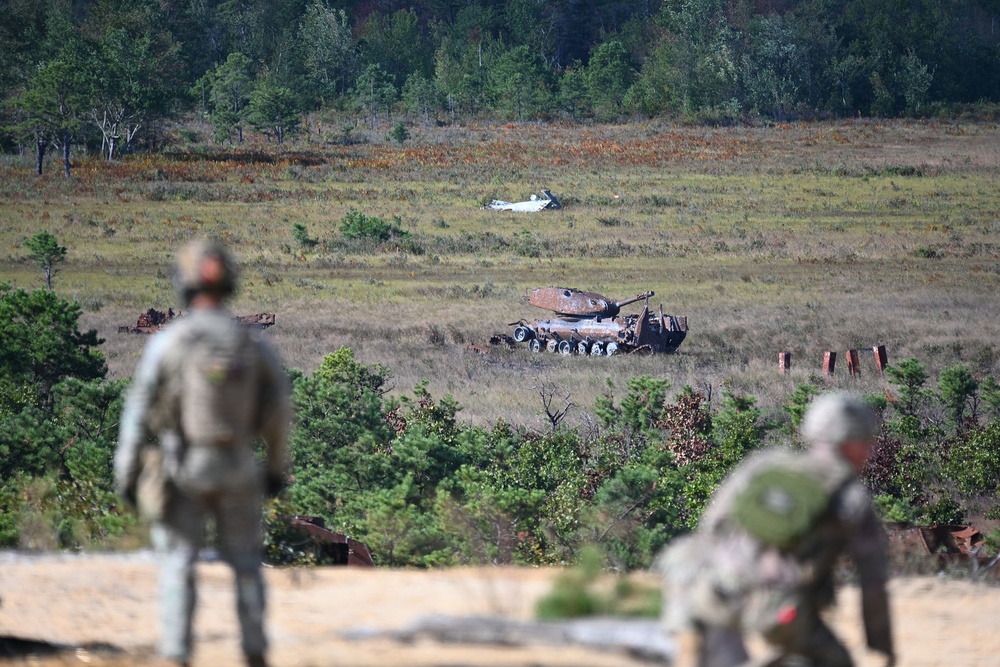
[535,546,661,619]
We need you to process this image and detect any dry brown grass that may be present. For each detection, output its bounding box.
[3,118,999,428]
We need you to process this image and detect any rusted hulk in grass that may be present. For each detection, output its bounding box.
[508,287,687,356]
[119,308,275,333]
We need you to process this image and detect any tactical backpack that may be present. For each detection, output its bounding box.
[155,313,262,450]
[730,463,840,551]
[178,320,259,447]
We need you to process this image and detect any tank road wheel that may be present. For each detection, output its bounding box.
[547,339,558,353]
[558,340,573,355]
[590,342,604,356]
[577,341,590,355]
[606,342,620,356]
[529,338,543,353]
[513,326,533,343]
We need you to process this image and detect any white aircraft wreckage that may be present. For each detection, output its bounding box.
[483,189,562,212]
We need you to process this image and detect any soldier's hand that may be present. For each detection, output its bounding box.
[881,652,896,667]
[265,472,286,498]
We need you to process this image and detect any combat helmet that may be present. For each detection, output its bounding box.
[174,238,237,305]
[801,392,877,448]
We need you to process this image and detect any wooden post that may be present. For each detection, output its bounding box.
[873,345,888,372]
[823,351,837,375]
[846,349,860,376]
[779,352,791,374]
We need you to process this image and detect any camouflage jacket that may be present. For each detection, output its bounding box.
[661,446,892,656]
[115,308,290,497]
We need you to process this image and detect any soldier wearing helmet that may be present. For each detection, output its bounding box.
[116,238,290,667]
[658,392,894,667]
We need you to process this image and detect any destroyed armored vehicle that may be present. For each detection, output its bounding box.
[118,308,276,334]
[508,287,687,355]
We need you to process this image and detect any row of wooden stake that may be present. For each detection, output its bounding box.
[779,345,888,376]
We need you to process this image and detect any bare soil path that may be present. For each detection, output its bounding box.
[0,553,997,666]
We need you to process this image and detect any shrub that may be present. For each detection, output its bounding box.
[535,546,662,619]
[914,245,941,259]
[945,422,1000,496]
[886,358,931,419]
[872,494,923,524]
[924,495,964,525]
[390,122,410,144]
[338,208,409,243]
[513,228,544,258]
[0,474,136,550]
[292,223,318,249]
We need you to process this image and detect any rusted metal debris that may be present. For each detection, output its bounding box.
[119,308,276,333]
[886,523,983,557]
[234,312,276,329]
[506,287,687,356]
[117,308,176,333]
[884,522,1000,576]
[483,189,562,212]
[488,333,516,349]
[287,515,375,567]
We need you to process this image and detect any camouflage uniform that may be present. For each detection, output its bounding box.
[659,400,893,667]
[116,242,290,667]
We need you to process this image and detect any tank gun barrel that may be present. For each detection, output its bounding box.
[614,291,654,309]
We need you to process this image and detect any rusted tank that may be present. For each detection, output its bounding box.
[508,287,687,356]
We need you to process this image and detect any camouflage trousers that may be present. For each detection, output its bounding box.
[151,476,266,663]
[678,612,852,667]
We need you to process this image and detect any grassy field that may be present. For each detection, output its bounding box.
[2,118,998,429]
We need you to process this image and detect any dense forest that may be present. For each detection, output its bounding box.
[3,0,1000,164]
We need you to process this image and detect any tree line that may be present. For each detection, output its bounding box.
[3,0,1000,170]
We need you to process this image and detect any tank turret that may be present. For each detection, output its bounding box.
[508,287,687,356]
[527,287,654,318]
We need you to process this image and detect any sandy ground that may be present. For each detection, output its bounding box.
[0,552,997,666]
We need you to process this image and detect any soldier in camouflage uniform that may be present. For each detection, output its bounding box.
[659,392,894,667]
[116,239,291,667]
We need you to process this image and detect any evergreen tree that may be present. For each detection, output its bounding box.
[586,40,635,120]
[198,52,256,143]
[739,14,812,119]
[298,1,357,103]
[0,284,106,411]
[361,9,433,90]
[657,0,739,114]
[7,42,90,176]
[24,231,66,291]
[488,45,552,121]
[886,358,930,419]
[402,73,440,125]
[624,39,683,117]
[354,64,397,129]
[938,364,978,433]
[246,78,300,144]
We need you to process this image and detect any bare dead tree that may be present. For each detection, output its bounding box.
[969,544,1000,579]
[536,381,572,432]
